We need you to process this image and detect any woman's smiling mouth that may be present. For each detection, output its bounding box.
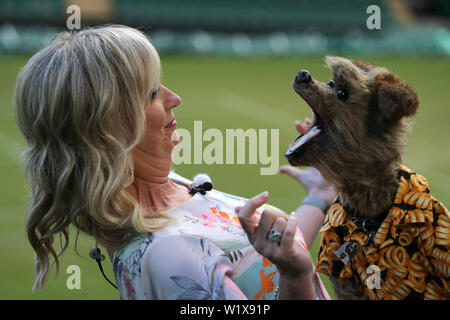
[165,118,177,129]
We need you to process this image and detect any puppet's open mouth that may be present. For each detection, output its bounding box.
[285,88,326,160]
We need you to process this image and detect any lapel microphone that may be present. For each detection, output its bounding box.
[189,174,213,195]
[89,244,118,290]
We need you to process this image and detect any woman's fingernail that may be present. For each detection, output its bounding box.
[259,191,269,198]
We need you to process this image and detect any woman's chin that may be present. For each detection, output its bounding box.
[170,130,180,145]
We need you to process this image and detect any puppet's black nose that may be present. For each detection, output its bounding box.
[295,70,311,84]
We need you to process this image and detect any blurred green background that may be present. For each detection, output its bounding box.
[0,0,449,299]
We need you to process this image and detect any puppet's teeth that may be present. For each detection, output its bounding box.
[287,126,321,152]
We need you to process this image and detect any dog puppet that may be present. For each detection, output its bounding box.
[285,56,449,300]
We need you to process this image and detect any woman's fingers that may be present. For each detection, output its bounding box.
[240,206,313,278]
[280,214,298,249]
[255,212,287,250]
[236,191,269,244]
[271,217,287,236]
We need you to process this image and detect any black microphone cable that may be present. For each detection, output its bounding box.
[89,245,118,290]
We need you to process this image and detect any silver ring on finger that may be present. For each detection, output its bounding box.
[268,228,282,244]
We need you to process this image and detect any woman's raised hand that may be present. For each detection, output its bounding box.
[235,192,313,278]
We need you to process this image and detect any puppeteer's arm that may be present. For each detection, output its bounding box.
[280,165,335,249]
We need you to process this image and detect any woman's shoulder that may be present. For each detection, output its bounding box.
[112,232,154,277]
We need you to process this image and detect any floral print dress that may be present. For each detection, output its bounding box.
[112,172,329,300]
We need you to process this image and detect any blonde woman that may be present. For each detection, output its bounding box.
[14,25,334,300]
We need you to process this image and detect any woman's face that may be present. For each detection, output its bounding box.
[138,85,182,157]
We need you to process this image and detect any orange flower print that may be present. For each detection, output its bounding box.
[252,256,277,300]
[253,269,277,300]
[262,256,273,267]
[218,210,230,220]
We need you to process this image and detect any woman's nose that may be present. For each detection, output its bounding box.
[162,86,182,110]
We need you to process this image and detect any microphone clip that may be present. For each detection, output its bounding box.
[89,243,117,290]
[189,174,213,195]
[89,247,105,261]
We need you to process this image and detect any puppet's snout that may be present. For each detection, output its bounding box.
[295,70,311,84]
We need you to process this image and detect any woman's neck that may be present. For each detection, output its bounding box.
[132,146,172,183]
[127,146,192,213]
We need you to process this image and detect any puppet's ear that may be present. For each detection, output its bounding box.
[378,82,419,121]
[352,59,376,72]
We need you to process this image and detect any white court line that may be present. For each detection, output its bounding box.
[0,131,25,163]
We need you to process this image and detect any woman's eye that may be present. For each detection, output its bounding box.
[327,80,335,88]
[337,89,348,100]
[151,89,158,100]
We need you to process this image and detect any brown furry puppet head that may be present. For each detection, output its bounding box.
[286,56,419,216]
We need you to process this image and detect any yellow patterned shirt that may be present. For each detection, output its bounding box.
[316,165,449,300]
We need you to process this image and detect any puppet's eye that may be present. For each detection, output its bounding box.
[327,80,335,88]
[337,89,348,100]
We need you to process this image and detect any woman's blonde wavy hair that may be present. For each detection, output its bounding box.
[14,25,175,291]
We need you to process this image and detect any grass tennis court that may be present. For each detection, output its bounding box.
[0,54,448,299]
